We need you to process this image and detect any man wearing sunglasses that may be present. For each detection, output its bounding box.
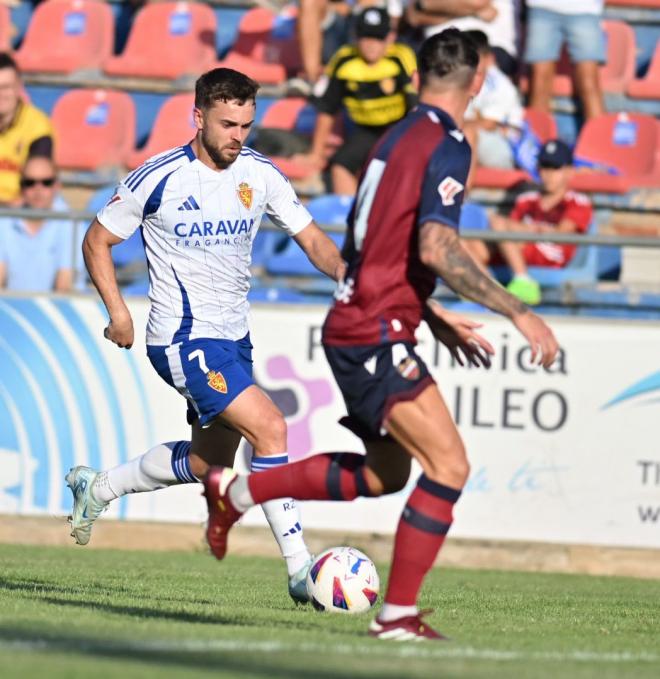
[0,156,79,292]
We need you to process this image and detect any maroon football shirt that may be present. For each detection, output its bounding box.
[323,103,472,346]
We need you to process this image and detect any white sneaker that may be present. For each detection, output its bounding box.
[65,466,108,545]
[288,556,313,605]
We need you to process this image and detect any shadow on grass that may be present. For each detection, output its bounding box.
[0,627,380,679]
[0,577,220,607]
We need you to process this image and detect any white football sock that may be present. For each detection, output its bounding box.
[379,603,419,622]
[250,453,311,577]
[92,441,197,503]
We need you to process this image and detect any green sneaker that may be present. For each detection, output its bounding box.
[288,557,313,605]
[65,466,108,545]
[506,277,541,305]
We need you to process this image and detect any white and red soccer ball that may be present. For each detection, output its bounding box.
[306,546,379,614]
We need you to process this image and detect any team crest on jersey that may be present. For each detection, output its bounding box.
[380,78,395,95]
[237,182,253,210]
[207,370,228,394]
[396,357,420,381]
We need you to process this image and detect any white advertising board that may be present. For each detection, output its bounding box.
[1,294,659,548]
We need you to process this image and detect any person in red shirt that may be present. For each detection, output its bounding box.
[202,29,558,642]
[465,139,593,305]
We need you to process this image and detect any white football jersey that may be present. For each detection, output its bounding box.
[97,144,312,345]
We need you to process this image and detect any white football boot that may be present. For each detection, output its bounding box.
[65,466,108,545]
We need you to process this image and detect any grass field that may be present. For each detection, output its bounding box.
[1,544,659,679]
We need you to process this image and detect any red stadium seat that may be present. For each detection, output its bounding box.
[627,42,660,99]
[260,97,307,129]
[524,108,557,143]
[216,6,302,85]
[52,89,136,170]
[127,93,196,168]
[0,6,11,52]
[471,110,557,189]
[104,2,216,80]
[15,0,114,74]
[606,0,660,7]
[570,112,659,193]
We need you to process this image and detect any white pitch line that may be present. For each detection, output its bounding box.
[0,637,658,664]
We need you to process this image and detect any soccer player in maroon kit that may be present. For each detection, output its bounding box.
[203,29,559,641]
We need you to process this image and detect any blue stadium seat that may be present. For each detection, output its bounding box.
[215,8,248,58]
[528,221,621,286]
[459,201,490,231]
[491,220,621,287]
[264,195,351,276]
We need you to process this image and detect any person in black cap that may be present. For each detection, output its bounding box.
[463,139,593,305]
[295,6,417,195]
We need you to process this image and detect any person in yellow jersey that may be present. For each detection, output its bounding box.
[298,7,417,195]
[0,53,54,205]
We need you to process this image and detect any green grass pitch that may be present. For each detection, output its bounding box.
[1,544,659,678]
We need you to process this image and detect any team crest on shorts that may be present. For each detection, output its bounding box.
[207,370,228,394]
[237,182,253,210]
[396,356,420,381]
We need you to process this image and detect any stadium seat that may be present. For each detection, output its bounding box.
[524,108,558,143]
[104,2,216,80]
[127,93,196,168]
[605,0,660,7]
[52,89,136,170]
[260,98,309,130]
[216,6,302,85]
[14,0,114,74]
[459,201,490,232]
[570,112,659,192]
[520,21,636,96]
[472,109,557,189]
[0,5,11,52]
[627,42,660,99]
[265,194,350,276]
[490,221,621,288]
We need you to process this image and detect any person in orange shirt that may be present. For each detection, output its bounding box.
[0,52,54,204]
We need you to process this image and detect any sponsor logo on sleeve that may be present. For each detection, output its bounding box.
[437,177,464,206]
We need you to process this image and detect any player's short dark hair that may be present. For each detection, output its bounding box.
[195,68,259,110]
[0,52,19,74]
[417,29,479,91]
[463,30,491,57]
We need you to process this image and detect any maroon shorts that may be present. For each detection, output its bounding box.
[323,340,435,441]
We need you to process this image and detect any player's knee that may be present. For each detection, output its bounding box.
[254,410,287,452]
[425,446,470,489]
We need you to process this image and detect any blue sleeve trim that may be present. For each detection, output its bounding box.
[143,170,175,220]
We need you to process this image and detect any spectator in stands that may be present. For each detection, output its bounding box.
[296,0,404,90]
[525,0,605,120]
[405,0,518,77]
[462,30,524,176]
[298,7,417,195]
[0,53,54,205]
[463,140,593,305]
[0,156,80,292]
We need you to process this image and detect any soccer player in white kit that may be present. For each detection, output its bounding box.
[65,68,346,604]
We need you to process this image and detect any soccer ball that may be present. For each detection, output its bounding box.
[306,546,379,614]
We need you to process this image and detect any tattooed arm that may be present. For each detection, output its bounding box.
[419,220,559,367]
[419,220,526,317]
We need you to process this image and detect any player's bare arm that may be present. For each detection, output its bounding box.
[293,222,347,281]
[423,299,494,368]
[419,220,559,367]
[82,218,134,349]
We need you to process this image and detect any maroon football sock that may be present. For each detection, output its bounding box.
[248,453,373,504]
[385,475,461,606]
